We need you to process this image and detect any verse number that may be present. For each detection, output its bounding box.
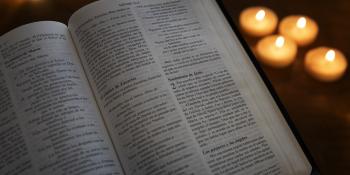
[170,82,176,90]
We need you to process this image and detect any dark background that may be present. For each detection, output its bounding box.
[0,0,349,174]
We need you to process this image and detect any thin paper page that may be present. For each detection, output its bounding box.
[134,0,283,174]
[68,0,311,175]
[0,21,124,175]
[0,70,33,174]
[69,1,211,175]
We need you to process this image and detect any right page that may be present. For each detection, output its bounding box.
[68,0,312,174]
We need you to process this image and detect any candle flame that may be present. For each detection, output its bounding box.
[255,10,266,21]
[325,50,336,62]
[296,17,307,29]
[275,36,285,48]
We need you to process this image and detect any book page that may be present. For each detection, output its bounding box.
[199,1,312,174]
[68,0,311,175]
[69,1,211,174]
[0,21,124,175]
[0,70,32,175]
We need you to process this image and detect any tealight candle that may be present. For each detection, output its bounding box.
[279,15,318,46]
[256,35,297,68]
[305,47,348,82]
[239,7,278,37]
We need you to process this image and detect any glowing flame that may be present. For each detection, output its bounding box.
[255,10,266,21]
[296,17,307,29]
[275,36,285,48]
[325,50,336,62]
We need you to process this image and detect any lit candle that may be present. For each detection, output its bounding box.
[305,47,348,82]
[239,7,278,37]
[279,15,318,46]
[256,35,298,68]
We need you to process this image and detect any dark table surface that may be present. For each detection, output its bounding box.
[0,0,349,174]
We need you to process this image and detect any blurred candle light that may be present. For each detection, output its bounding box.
[275,36,285,48]
[297,17,307,29]
[239,7,278,37]
[256,10,266,21]
[325,50,336,62]
[305,47,348,82]
[256,35,297,68]
[279,15,318,46]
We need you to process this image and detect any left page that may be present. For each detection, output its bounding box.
[0,21,124,175]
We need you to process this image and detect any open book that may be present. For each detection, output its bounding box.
[0,0,318,174]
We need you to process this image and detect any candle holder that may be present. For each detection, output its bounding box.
[279,15,318,46]
[239,6,278,37]
[304,47,347,82]
[256,35,298,68]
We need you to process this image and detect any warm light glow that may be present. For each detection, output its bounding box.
[296,17,307,29]
[325,50,336,62]
[12,0,41,5]
[255,10,266,21]
[275,36,285,48]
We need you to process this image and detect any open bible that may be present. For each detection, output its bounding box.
[0,0,318,174]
